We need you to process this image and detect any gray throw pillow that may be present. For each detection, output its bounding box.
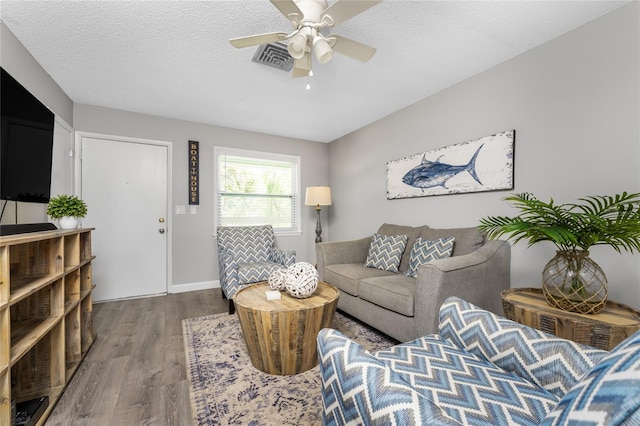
[365,233,408,273]
[404,237,455,278]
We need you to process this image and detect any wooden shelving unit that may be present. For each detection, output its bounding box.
[0,228,95,425]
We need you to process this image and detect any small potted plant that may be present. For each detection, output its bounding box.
[47,194,88,230]
[479,192,640,314]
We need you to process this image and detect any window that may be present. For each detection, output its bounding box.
[214,147,301,235]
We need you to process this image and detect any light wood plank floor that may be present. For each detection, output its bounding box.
[45,289,228,426]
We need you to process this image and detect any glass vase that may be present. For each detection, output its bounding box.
[542,250,608,314]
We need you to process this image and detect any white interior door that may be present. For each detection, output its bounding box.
[80,135,169,301]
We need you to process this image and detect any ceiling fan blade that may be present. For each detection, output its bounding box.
[291,53,311,78]
[321,0,382,27]
[270,0,303,22]
[331,35,377,62]
[229,32,288,48]
[292,67,310,78]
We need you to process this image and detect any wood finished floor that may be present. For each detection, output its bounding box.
[45,289,228,426]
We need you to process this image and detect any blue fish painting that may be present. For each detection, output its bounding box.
[402,144,484,189]
[386,130,515,199]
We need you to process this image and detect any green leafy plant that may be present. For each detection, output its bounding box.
[46,194,88,219]
[479,192,640,253]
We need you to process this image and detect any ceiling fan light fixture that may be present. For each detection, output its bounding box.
[313,36,333,64]
[287,33,307,59]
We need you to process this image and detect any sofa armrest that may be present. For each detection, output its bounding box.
[317,328,462,425]
[438,297,608,398]
[316,236,371,281]
[413,240,511,336]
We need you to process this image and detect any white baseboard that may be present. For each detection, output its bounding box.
[169,280,220,294]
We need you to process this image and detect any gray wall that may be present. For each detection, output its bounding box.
[2,19,328,291]
[73,105,329,290]
[1,22,75,224]
[327,3,640,309]
[3,4,640,308]
[1,22,73,124]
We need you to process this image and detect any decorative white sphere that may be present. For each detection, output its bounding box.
[268,268,288,291]
[284,262,319,298]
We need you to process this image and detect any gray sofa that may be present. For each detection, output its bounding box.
[315,223,510,342]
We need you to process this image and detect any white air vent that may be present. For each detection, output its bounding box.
[252,43,294,72]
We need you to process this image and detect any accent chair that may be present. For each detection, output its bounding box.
[216,224,296,314]
[318,297,640,425]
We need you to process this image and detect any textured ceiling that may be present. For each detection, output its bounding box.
[0,0,629,143]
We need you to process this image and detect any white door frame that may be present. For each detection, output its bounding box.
[74,131,173,294]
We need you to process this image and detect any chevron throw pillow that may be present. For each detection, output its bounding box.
[404,236,455,277]
[540,329,640,426]
[439,297,607,399]
[365,233,408,273]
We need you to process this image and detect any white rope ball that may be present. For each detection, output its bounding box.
[268,267,288,291]
[284,262,319,298]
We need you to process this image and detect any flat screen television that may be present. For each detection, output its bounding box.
[1,67,55,204]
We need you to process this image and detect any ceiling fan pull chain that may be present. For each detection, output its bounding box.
[306,54,312,90]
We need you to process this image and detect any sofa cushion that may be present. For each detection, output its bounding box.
[324,263,395,296]
[377,223,424,273]
[365,233,408,273]
[237,261,284,284]
[359,274,416,316]
[420,227,484,257]
[373,334,561,425]
[405,236,455,278]
[540,329,640,426]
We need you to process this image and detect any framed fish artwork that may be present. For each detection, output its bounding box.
[386,130,515,199]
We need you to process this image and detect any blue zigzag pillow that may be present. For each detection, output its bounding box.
[405,236,455,277]
[540,329,640,425]
[365,233,408,273]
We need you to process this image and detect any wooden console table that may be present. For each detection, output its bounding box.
[501,287,640,351]
[235,281,339,375]
[0,229,96,425]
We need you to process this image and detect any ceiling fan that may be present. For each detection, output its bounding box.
[229,0,382,78]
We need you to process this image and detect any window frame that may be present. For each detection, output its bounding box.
[213,146,301,236]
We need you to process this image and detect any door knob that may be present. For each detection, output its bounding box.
[159,229,165,234]
[159,218,165,223]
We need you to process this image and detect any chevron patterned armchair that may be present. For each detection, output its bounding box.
[217,225,296,314]
[318,297,640,425]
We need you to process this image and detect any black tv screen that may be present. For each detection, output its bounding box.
[1,67,55,203]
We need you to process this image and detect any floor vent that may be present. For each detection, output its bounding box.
[252,43,294,72]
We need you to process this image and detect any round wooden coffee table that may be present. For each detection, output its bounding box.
[234,281,339,375]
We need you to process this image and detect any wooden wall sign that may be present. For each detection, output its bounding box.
[189,140,199,205]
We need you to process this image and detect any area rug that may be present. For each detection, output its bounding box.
[183,311,397,425]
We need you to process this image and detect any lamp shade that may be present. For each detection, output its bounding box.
[312,36,333,64]
[287,33,307,59]
[305,186,332,206]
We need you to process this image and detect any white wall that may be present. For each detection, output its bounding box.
[327,3,640,309]
[73,105,329,291]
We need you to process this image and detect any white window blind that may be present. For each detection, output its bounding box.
[214,147,301,235]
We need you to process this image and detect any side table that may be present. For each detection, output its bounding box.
[501,287,640,351]
[235,281,340,375]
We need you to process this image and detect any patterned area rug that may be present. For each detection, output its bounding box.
[183,311,397,425]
